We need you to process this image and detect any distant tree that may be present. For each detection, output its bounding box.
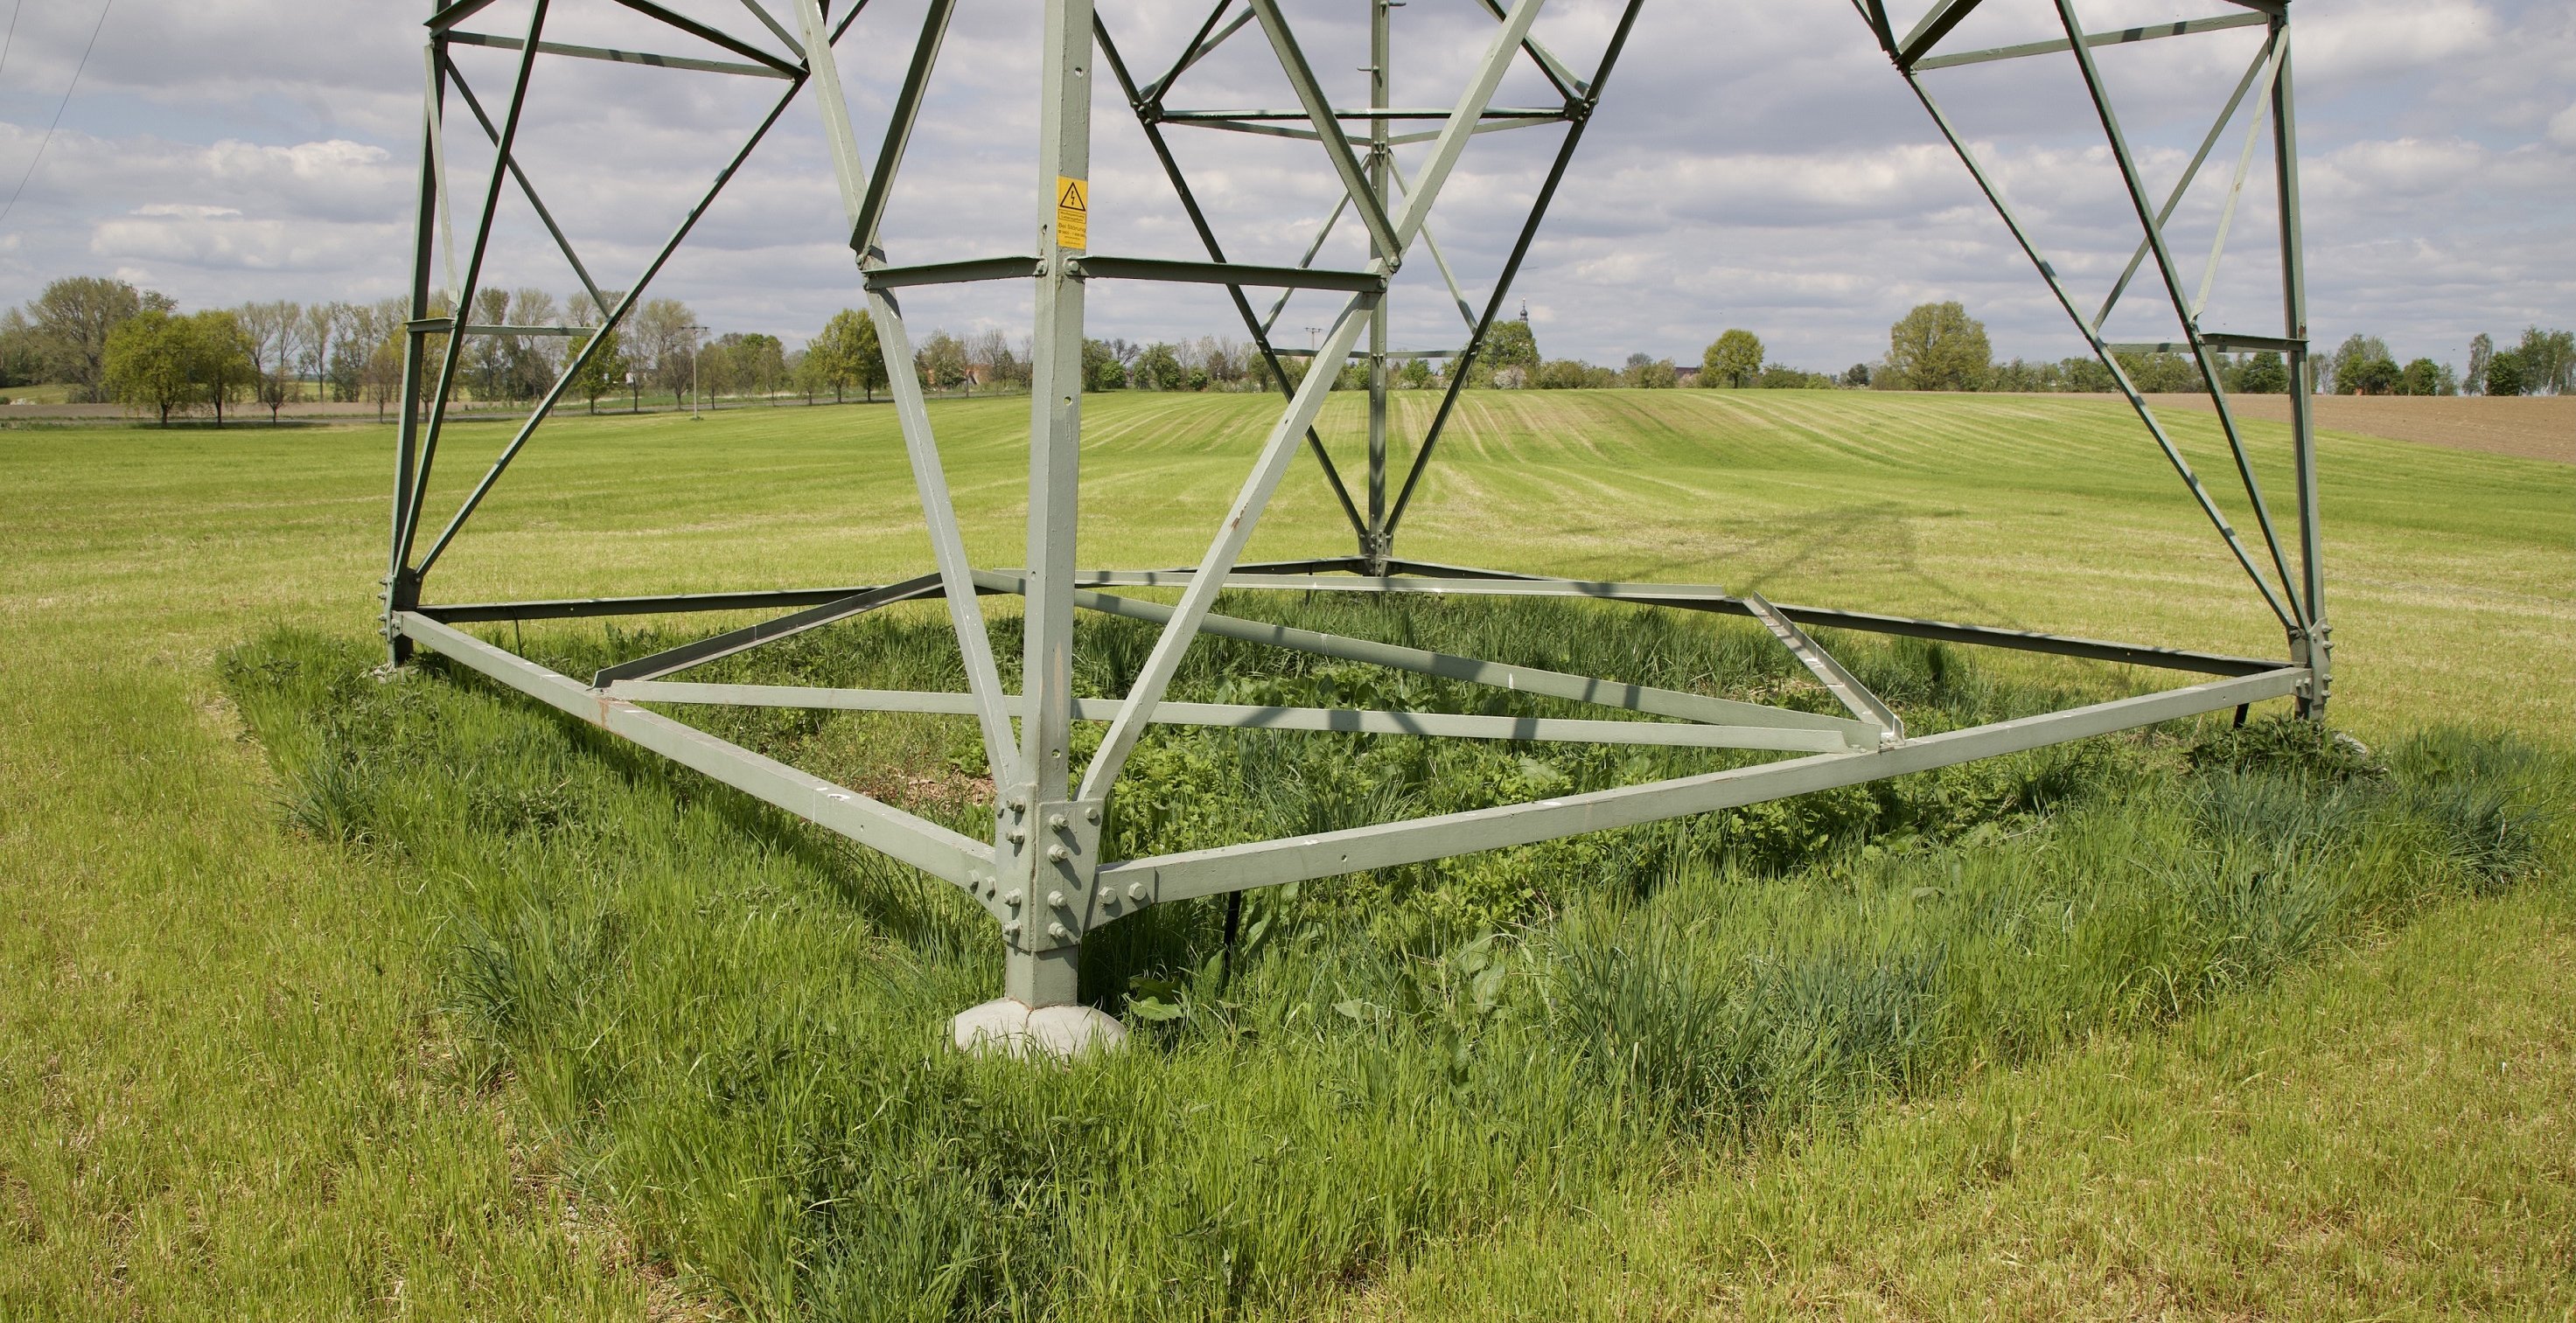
[361,326,405,421]
[1623,352,1678,388]
[191,310,258,425]
[237,300,301,421]
[918,329,971,393]
[2115,350,2203,393]
[1755,362,1824,388]
[1083,338,1127,391]
[2236,351,2289,393]
[2514,325,2573,394]
[0,310,45,386]
[504,288,564,400]
[25,276,174,400]
[701,331,780,401]
[2482,350,2531,397]
[1133,341,1188,391]
[1883,301,1991,391]
[627,297,697,407]
[1397,357,1434,389]
[855,312,889,400]
[2342,355,2400,396]
[1476,318,1539,386]
[2319,334,2390,395]
[296,302,336,403]
[2464,333,2494,395]
[1700,329,1763,388]
[738,331,785,400]
[804,317,854,403]
[2397,358,2447,397]
[967,329,1019,392]
[103,310,199,425]
[1840,362,1870,388]
[569,327,625,414]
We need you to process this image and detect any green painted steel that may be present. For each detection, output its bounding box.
[604,681,1863,755]
[380,0,2333,1016]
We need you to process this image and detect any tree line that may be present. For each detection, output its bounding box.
[12,274,2562,423]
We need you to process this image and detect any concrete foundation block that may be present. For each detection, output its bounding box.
[951,998,1127,1059]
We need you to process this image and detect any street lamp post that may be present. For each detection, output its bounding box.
[684,324,708,419]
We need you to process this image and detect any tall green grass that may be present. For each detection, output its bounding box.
[224,594,2565,1320]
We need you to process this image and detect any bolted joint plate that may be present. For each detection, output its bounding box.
[995,797,1109,951]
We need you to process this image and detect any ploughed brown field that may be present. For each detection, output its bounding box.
[2115,392,2576,464]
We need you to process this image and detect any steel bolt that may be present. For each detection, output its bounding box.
[1085,805,1101,824]
[1007,826,1026,844]
[1127,881,1148,902]
[1047,889,1066,908]
[1047,812,1069,832]
[1047,843,1071,862]
[1004,889,1023,908]
[1002,921,1021,937]
[1097,886,1113,904]
[1047,923,1072,940]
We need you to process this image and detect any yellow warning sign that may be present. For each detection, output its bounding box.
[1055,176,1088,250]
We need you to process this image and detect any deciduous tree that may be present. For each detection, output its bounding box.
[25,275,173,400]
[238,300,302,421]
[191,310,257,426]
[1883,301,1991,392]
[2514,324,2573,394]
[104,309,199,425]
[1700,329,1762,388]
[2482,349,2531,397]
[569,327,625,414]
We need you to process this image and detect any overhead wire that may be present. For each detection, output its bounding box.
[0,0,115,230]
[0,1,25,84]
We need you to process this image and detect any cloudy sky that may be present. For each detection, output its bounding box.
[0,0,2566,371]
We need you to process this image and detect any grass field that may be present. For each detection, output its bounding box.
[1,389,2569,1318]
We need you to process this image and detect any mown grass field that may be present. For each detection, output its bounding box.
[1,389,2570,1319]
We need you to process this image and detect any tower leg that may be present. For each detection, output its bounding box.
[949,0,1125,1059]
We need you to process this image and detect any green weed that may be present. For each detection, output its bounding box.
[218,589,2572,1321]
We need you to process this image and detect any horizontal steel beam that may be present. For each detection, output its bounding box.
[407,317,608,337]
[1100,666,2309,903]
[443,29,793,78]
[863,255,1043,289]
[604,681,1858,753]
[422,586,879,623]
[1054,570,1739,602]
[1388,561,2289,678]
[413,560,1367,624]
[1177,113,1567,145]
[423,566,2285,680]
[1159,106,1564,121]
[2108,332,2305,356]
[393,611,993,884]
[1914,12,2269,71]
[1075,254,1386,292]
[973,570,1878,743]
[590,572,945,686]
[1385,115,1561,146]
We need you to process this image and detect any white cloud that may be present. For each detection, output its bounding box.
[0,0,2564,373]
[2294,0,2501,84]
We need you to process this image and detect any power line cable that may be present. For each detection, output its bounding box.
[0,1,26,85]
[0,0,114,230]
